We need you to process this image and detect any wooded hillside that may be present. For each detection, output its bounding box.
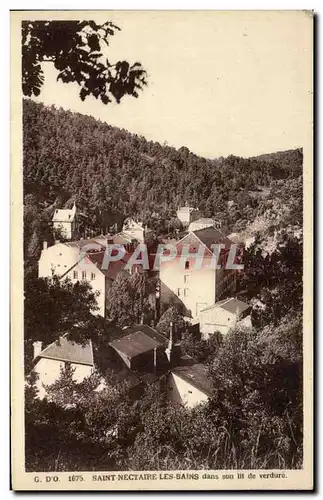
[23,98,303,241]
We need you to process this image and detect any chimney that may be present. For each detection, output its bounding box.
[166,321,174,363]
[153,347,157,373]
[43,241,48,250]
[33,341,42,359]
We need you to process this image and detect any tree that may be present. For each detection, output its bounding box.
[206,317,303,468]
[156,306,186,339]
[24,273,100,371]
[22,21,147,104]
[106,271,151,328]
[181,333,221,364]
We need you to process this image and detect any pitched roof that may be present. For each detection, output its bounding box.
[109,331,164,359]
[219,297,250,315]
[86,250,133,281]
[113,232,134,244]
[122,324,168,346]
[66,239,106,250]
[171,363,213,396]
[200,297,250,316]
[176,226,233,253]
[38,335,94,366]
[193,227,233,248]
[52,204,76,223]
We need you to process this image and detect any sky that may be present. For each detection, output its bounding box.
[33,11,313,159]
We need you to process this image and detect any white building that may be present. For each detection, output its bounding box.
[122,218,152,242]
[200,297,251,339]
[167,364,212,408]
[52,202,79,240]
[32,335,94,399]
[38,237,128,317]
[176,206,201,227]
[159,227,237,320]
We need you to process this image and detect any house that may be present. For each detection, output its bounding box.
[109,322,213,408]
[159,227,238,320]
[188,218,217,232]
[31,334,94,399]
[38,237,129,317]
[167,363,212,408]
[109,329,167,373]
[122,218,151,243]
[199,297,251,339]
[176,206,201,227]
[52,202,79,240]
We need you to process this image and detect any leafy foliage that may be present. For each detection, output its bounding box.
[24,270,101,371]
[22,21,147,104]
[106,271,152,328]
[156,306,186,339]
[240,233,302,327]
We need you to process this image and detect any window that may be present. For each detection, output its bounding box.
[91,272,96,281]
[184,288,189,297]
[185,261,190,270]
[73,270,78,280]
[177,288,181,297]
[82,271,87,280]
[184,275,189,284]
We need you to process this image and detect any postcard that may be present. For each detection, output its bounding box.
[11,10,313,491]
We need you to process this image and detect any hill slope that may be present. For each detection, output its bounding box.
[23,99,303,257]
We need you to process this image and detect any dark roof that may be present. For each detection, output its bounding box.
[193,227,233,248]
[87,251,128,280]
[38,335,94,366]
[171,363,213,396]
[109,331,164,359]
[122,324,168,346]
[176,227,233,252]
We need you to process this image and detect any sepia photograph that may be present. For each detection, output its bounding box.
[11,9,313,491]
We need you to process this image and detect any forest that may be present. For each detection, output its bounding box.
[23,97,304,472]
[23,98,303,261]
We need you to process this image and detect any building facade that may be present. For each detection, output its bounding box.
[167,365,211,408]
[38,238,128,317]
[199,297,251,338]
[32,336,94,399]
[52,202,79,240]
[176,206,201,227]
[122,218,152,243]
[159,228,238,320]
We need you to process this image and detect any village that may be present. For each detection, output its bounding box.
[15,14,306,478]
[31,201,252,408]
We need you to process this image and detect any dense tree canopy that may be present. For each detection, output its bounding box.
[23,99,303,260]
[22,21,147,104]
